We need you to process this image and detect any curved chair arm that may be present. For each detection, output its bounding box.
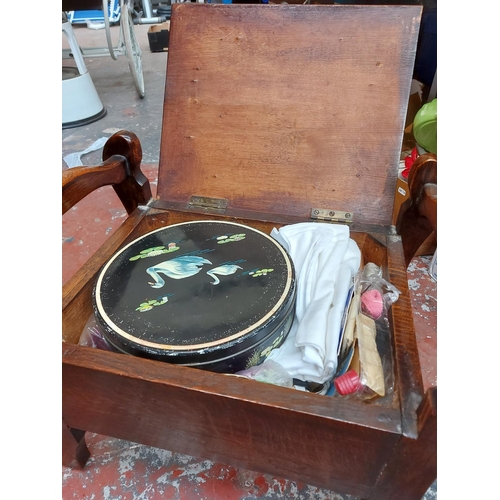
[396,153,437,266]
[407,154,437,234]
[62,130,152,215]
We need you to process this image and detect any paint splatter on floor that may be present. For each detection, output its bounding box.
[407,255,437,391]
[62,434,360,500]
[62,433,437,499]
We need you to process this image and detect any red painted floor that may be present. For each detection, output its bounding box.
[63,433,361,500]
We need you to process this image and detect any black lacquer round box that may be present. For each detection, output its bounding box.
[93,220,296,373]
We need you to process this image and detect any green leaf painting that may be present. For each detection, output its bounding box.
[129,244,180,261]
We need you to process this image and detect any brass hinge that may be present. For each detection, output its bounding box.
[310,208,354,224]
[188,195,228,213]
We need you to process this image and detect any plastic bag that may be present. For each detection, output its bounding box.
[357,262,400,326]
[236,360,294,388]
[332,263,400,401]
[78,313,113,351]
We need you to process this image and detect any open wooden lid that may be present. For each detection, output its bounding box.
[157,4,422,227]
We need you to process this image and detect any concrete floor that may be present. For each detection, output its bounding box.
[62,21,167,165]
[62,19,437,500]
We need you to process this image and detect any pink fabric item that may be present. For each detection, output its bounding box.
[361,289,384,320]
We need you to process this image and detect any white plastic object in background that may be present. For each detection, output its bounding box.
[62,70,107,128]
[62,20,106,128]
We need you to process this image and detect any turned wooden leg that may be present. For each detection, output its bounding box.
[62,418,90,469]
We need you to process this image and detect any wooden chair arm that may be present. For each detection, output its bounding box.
[396,153,437,266]
[62,130,152,215]
[407,155,437,235]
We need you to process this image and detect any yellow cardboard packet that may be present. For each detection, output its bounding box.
[356,313,385,397]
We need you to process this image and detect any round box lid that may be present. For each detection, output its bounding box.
[93,220,296,364]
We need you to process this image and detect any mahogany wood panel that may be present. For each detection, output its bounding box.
[158,4,422,227]
[385,234,424,438]
[367,387,437,500]
[63,343,401,498]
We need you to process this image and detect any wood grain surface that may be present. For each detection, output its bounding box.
[159,4,421,227]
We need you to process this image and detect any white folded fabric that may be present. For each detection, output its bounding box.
[268,223,361,384]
